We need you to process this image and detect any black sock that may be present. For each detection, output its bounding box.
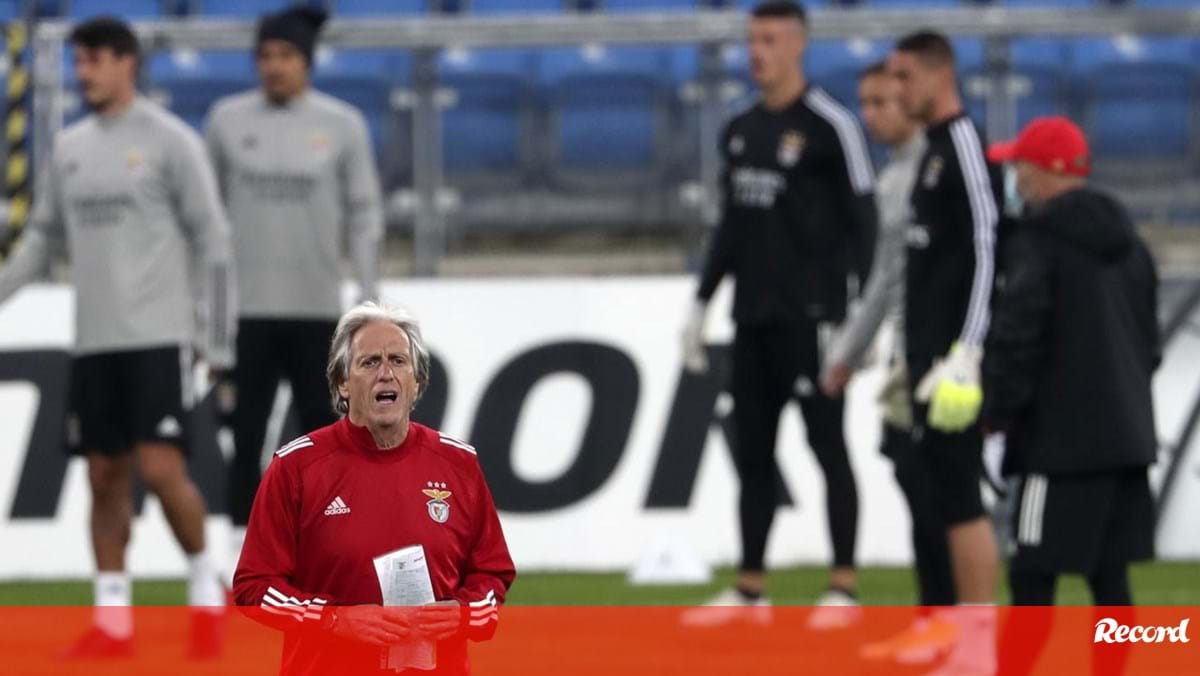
[735,584,762,601]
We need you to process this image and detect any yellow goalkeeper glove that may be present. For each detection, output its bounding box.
[915,342,983,433]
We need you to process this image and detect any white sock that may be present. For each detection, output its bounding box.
[94,572,133,639]
[947,604,997,668]
[188,550,225,613]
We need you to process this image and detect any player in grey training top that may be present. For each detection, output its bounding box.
[821,62,958,659]
[0,18,233,657]
[204,6,384,565]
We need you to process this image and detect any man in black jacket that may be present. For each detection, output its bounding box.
[984,116,1159,608]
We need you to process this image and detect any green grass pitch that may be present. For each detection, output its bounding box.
[0,562,1196,606]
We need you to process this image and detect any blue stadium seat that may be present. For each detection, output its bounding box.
[733,0,829,8]
[333,0,427,15]
[603,0,697,11]
[1136,0,1199,6]
[0,0,18,19]
[439,48,536,184]
[1007,38,1073,126]
[69,0,164,17]
[198,0,294,17]
[541,46,673,183]
[28,0,65,17]
[998,0,1093,6]
[313,48,408,157]
[467,0,562,13]
[807,37,889,109]
[949,38,987,126]
[1072,36,1198,176]
[864,0,960,6]
[148,50,256,130]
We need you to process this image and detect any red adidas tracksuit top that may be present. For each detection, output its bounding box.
[234,417,515,675]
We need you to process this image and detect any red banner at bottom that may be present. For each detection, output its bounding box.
[0,606,1194,675]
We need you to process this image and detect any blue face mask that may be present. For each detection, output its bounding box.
[1003,164,1024,218]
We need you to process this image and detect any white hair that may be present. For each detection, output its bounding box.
[326,302,431,416]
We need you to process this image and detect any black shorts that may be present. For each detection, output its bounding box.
[911,403,986,526]
[1010,468,1155,575]
[69,346,192,456]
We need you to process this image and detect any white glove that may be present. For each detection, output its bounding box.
[681,301,709,374]
[914,341,983,432]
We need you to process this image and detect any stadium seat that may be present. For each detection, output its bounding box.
[998,0,1093,6]
[862,0,960,7]
[0,0,17,20]
[333,0,427,15]
[732,0,830,8]
[1135,0,1199,6]
[960,38,1073,136]
[541,45,674,187]
[313,48,407,151]
[807,37,888,109]
[68,0,164,17]
[603,0,698,11]
[197,0,294,17]
[1007,38,1073,126]
[467,0,562,13]
[147,50,256,130]
[27,0,65,17]
[1072,36,1198,178]
[438,47,537,187]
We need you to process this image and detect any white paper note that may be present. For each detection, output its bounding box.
[373,545,437,671]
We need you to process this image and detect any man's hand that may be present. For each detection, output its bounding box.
[330,606,412,646]
[915,342,983,433]
[821,362,852,397]
[415,600,462,641]
[681,301,709,374]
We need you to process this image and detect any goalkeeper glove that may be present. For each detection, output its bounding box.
[914,341,983,433]
[681,301,709,374]
[877,359,913,430]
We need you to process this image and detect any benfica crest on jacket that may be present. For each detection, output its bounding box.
[422,482,452,523]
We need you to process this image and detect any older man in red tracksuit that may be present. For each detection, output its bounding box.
[235,302,515,675]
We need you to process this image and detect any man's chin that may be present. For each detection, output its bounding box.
[367,410,407,429]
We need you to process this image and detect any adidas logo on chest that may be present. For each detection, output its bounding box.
[324,496,351,516]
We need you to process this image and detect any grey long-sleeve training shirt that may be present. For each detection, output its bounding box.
[205,89,383,320]
[826,131,926,368]
[0,96,237,367]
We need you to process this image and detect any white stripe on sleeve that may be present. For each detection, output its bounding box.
[805,88,876,195]
[439,435,477,455]
[468,590,496,608]
[949,119,999,347]
[469,610,499,627]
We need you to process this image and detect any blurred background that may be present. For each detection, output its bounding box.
[0,0,1197,605]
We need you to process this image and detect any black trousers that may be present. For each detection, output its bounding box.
[229,318,338,526]
[883,423,956,606]
[731,321,858,573]
[1000,565,1134,676]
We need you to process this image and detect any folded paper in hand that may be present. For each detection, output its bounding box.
[373,544,437,672]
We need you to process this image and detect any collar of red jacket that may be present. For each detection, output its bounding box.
[336,416,424,461]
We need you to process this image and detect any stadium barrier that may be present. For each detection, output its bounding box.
[0,278,1197,579]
